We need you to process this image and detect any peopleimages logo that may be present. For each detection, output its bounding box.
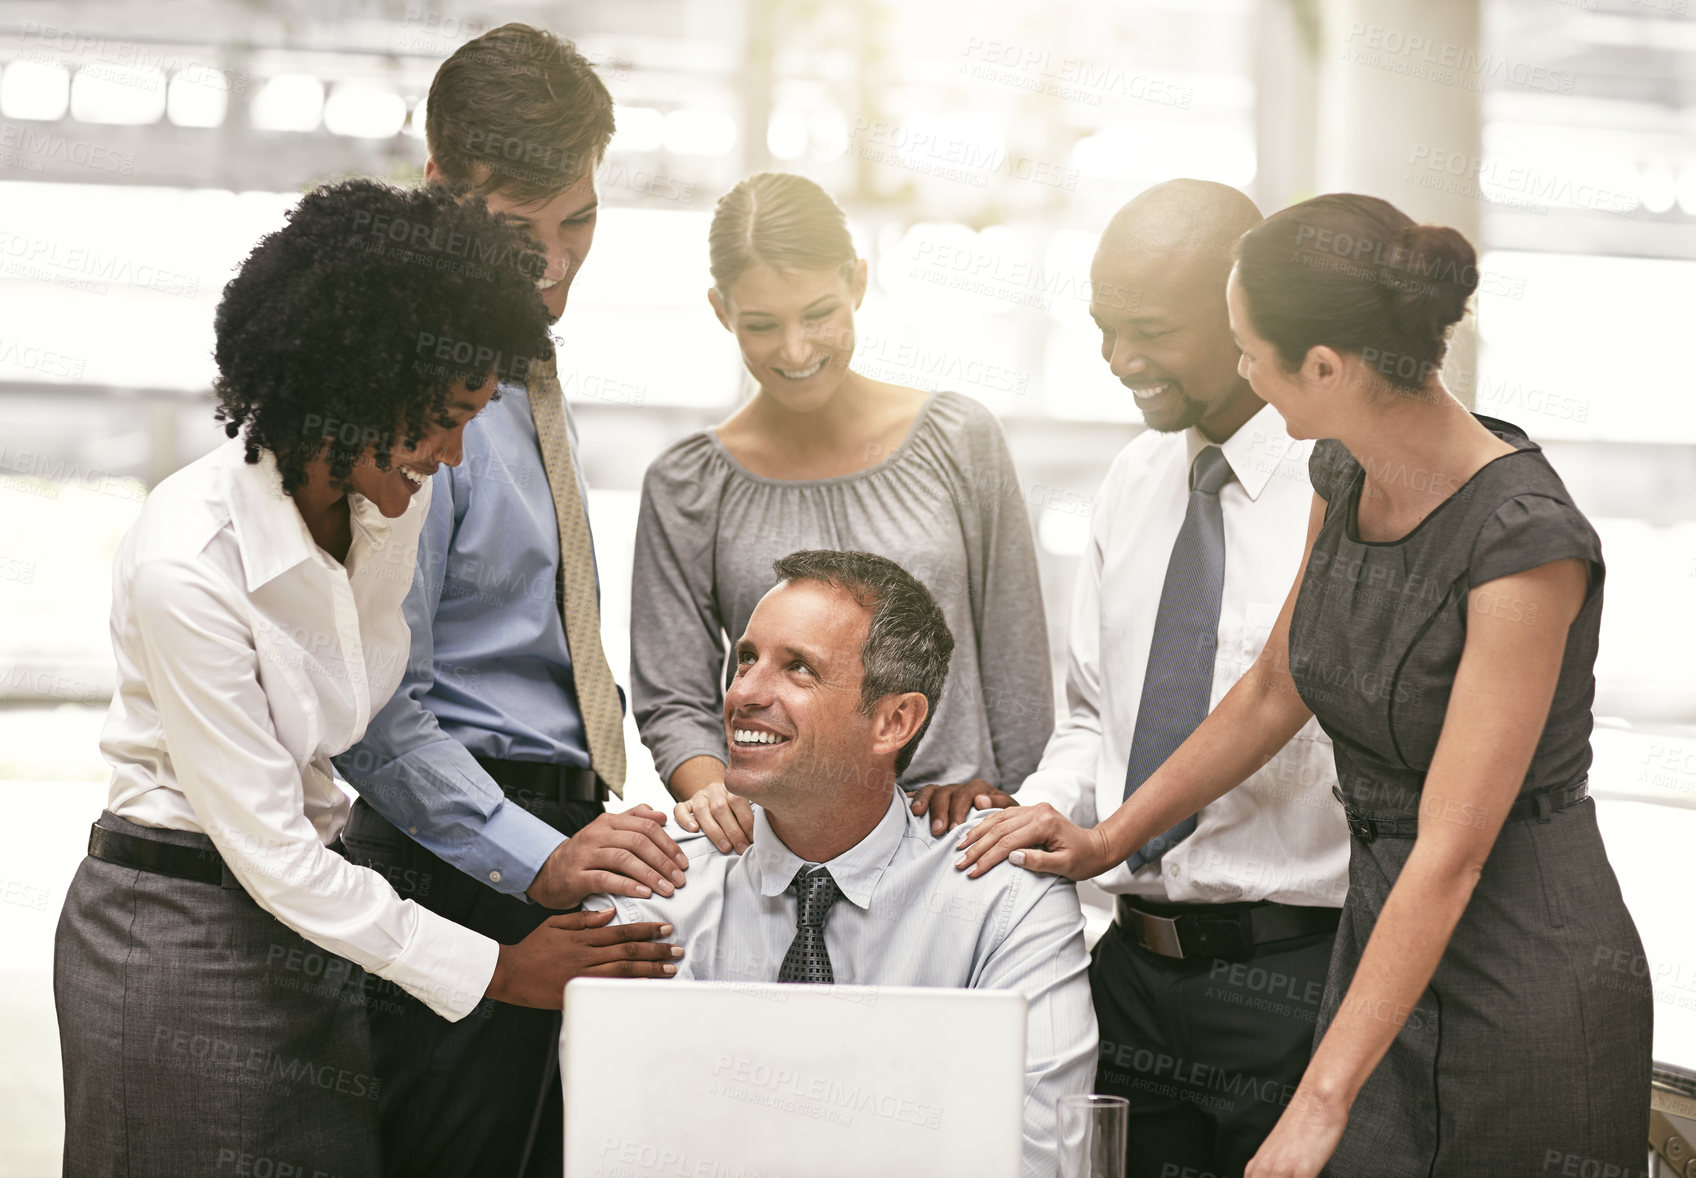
[0,124,135,176]
[1342,23,1576,94]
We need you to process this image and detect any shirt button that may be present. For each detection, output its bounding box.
[1167,862,1181,876]
[489,870,502,884]
[408,826,418,835]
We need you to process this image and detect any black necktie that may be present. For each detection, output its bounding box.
[777,866,843,984]
[1123,445,1236,871]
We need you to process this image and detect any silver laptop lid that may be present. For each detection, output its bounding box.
[562,978,1026,1178]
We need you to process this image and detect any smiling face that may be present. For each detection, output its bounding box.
[1089,238,1262,439]
[479,170,599,321]
[710,261,868,413]
[724,578,900,806]
[340,377,496,517]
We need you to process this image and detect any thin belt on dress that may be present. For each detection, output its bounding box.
[1334,777,1589,844]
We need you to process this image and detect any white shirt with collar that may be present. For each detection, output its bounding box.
[585,786,1097,1178]
[101,438,497,1020]
[1016,401,1348,906]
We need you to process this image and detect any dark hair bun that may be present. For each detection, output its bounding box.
[1383,223,1477,340]
[1235,194,1477,392]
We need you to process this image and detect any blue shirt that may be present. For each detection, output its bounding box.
[334,380,603,894]
[584,788,1097,1178]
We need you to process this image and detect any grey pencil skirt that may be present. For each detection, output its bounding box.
[54,812,383,1178]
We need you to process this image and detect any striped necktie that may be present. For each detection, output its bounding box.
[1122,445,1235,871]
[527,356,626,796]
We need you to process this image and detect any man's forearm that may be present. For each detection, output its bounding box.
[668,754,727,802]
[338,732,563,897]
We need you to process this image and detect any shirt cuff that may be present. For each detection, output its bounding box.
[479,801,571,897]
[376,903,500,1021]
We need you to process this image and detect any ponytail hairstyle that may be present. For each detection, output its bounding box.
[708,172,857,295]
[1234,194,1477,392]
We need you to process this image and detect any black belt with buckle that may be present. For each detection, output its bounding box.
[1337,777,1589,844]
[88,824,238,888]
[1114,895,1341,962]
[475,756,606,804]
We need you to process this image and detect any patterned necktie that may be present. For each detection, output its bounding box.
[777,866,843,984]
[1122,445,1235,871]
[527,356,626,796]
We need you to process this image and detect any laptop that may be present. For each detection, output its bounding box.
[561,979,1027,1178]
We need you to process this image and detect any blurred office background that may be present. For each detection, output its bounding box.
[1,0,1694,1170]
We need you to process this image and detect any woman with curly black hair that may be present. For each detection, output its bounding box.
[53,179,680,1176]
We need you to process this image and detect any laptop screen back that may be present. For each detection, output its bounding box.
[561,979,1026,1178]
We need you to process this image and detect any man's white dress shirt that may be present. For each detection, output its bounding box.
[100,439,497,1020]
[585,787,1097,1178]
[1016,402,1348,905]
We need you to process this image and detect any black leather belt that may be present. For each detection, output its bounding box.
[87,824,235,888]
[1337,777,1589,844]
[475,756,606,803]
[1115,895,1341,962]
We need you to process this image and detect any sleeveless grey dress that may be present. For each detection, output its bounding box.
[1289,416,1651,1174]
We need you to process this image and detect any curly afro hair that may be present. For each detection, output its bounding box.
[213,179,555,493]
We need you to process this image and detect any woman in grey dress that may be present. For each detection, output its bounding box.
[958,193,1650,1174]
[632,172,1053,850]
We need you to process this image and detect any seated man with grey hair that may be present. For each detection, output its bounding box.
[586,550,1095,1176]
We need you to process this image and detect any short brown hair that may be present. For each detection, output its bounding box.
[708,172,857,294]
[771,550,953,776]
[425,23,615,203]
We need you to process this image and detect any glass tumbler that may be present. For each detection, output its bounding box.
[1056,1093,1128,1178]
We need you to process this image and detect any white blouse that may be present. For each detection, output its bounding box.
[101,438,496,1020]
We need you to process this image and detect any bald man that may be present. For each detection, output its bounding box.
[923,181,1350,1175]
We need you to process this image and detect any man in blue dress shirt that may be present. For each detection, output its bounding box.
[585,551,1097,1178]
[334,25,689,1178]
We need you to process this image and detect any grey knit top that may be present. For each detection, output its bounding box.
[629,390,1054,791]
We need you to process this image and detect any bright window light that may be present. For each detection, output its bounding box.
[811,109,849,160]
[1072,127,1256,189]
[167,70,227,127]
[0,60,70,121]
[323,84,407,139]
[70,65,166,125]
[611,105,664,153]
[767,108,808,160]
[250,73,324,133]
[664,109,736,156]
[1640,166,1676,215]
[405,96,427,139]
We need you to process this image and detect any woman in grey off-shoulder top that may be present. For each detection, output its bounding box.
[630,172,1052,830]
[632,387,1052,793]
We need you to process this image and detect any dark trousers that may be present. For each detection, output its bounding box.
[1091,912,1337,1178]
[340,794,603,1178]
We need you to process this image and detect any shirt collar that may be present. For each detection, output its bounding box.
[1184,400,1299,503]
[222,439,400,592]
[222,442,318,592]
[748,786,910,911]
